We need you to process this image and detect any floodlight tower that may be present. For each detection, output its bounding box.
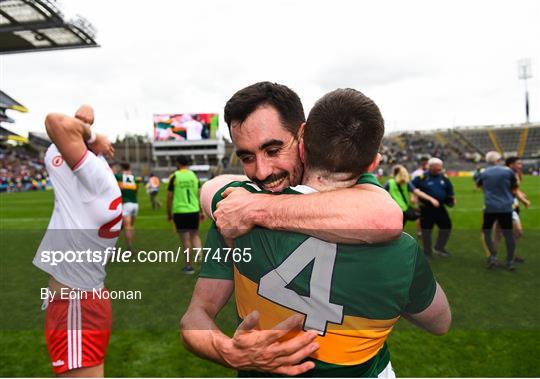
[517,58,532,124]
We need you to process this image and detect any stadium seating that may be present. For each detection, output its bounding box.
[377,123,540,173]
[0,146,49,192]
[522,125,540,158]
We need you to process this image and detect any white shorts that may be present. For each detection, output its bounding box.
[378,361,396,378]
[122,202,139,217]
[512,210,520,223]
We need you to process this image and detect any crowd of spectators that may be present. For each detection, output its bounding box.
[381,133,449,166]
[0,146,50,192]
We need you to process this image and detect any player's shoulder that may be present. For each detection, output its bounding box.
[356,172,382,187]
[383,232,418,251]
[226,180,261,192]
[211,180,261,213]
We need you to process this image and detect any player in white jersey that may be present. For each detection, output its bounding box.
[33,105,121,377]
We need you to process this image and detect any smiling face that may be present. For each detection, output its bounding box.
[232,105,303,192]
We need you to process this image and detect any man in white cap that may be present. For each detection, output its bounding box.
[412,157,455,258]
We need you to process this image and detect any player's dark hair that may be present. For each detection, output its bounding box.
[224,82,305,136]
[176,155,191,166]
[420,156,430,162]
[303,88,384,176]
[505,156,520,166]
[120,162,130,170]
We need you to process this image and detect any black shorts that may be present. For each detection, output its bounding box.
[173,212,200,232]
[483,212,513,230]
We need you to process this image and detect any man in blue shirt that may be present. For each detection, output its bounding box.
[476,151,518,270]
[412,158,455,258]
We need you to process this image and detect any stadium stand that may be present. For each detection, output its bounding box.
[0,145,49,192]
[0,89,27,124]
[378,123,540,173]
[522,126,540,158]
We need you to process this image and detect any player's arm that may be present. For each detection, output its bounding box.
[180,278,235,364]
[402,244,451,335]
[45,105,113,168]
[516,189,530,208]
[180,278,318,375]
[167,174,175,220]
[215,184,402,244]
[444,177,456,206]
[403,283,451,336]
[412,188,440,207]
[200,175,249,219]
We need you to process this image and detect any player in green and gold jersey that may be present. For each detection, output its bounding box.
[182,88,451,377]
[115,162,141,251]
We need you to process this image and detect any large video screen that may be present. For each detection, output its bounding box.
[153,113,218,141]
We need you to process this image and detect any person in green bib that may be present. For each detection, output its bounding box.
[167,156,203,274]
[384,165,440,226]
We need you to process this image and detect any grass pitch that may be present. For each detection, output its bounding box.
[0,176,539,377]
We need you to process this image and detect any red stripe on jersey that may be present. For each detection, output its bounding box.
[71,150,89,170]
[109,196,122,210]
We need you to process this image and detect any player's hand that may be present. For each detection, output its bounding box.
[218,311,319,375]
[167,213,173,221]
[214,187,257,240]
[88,134,114,158]
[74,104,95,125]
[430,198,440,208]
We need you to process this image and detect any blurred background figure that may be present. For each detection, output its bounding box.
[476,151,518,270]
[146,172,161,210]
[167,156,203,274]
[116,162,140,251]
[384,164,440,226]
[411,156,430,180]
[493,156,531,264]
[412,158,455,258]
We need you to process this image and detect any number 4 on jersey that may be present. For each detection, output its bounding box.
[258,237,344,335]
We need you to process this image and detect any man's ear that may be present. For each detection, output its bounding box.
[366,153,382,173]
[297,123,306,164]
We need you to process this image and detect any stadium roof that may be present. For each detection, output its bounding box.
[0,89,27,124]
[0,0,98,54]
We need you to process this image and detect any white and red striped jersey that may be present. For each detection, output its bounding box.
[33,144,122,290]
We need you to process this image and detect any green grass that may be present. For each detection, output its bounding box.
[0,176,539,377]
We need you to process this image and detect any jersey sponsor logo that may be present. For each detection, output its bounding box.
[52,359,64,367]
[52,155,63,167]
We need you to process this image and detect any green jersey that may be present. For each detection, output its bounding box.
[167,169,200,213]
[201,173,436,377]
[115,172,139,204]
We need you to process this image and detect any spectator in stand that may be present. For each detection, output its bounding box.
[385,165,440,226]
[0,146,49,192]
[412,158,455,258]
[476,152,518,270]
